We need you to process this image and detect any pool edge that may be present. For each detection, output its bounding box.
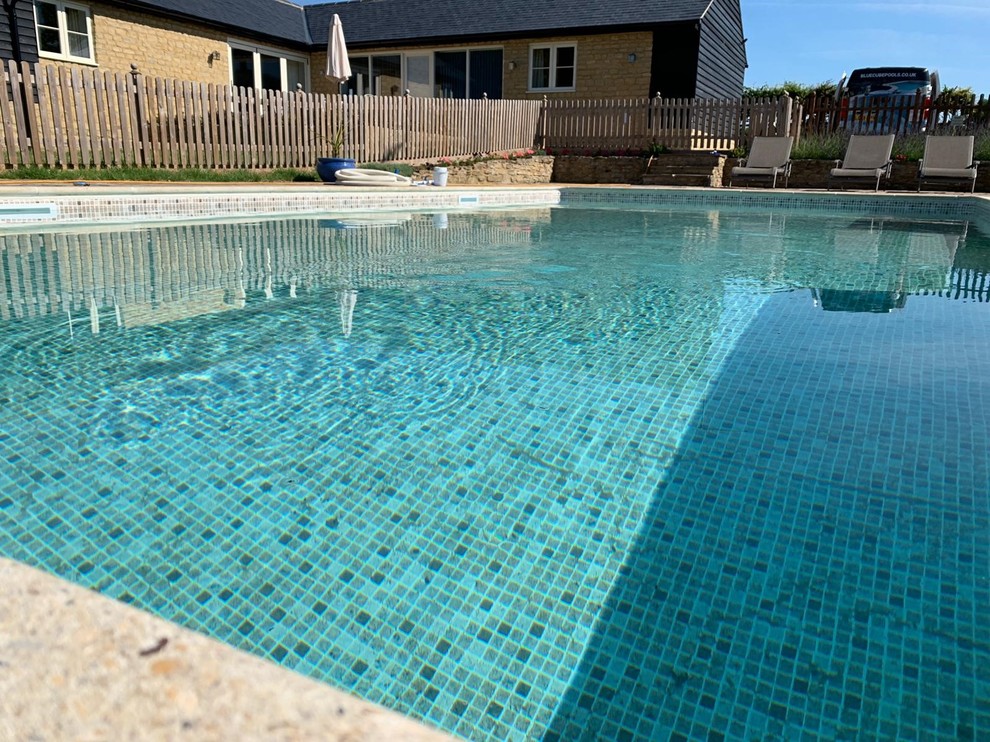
[0,183,987,231]
[0,557,460,742]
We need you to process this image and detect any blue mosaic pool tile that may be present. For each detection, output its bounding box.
[561,187,981,221]
[1,207,988,741]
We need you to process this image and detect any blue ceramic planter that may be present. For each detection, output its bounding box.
[316,157,356,183]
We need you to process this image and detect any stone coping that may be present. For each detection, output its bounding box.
[0,558,458,742]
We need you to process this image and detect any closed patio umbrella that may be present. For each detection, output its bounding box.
[325,14,351,85]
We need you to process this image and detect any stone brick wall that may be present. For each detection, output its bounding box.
[551,156,648,184]
[412,156,554,185]
[54,2,232,82]
[39,3,301,86]
[42,7,654,101]
[322,31,653,99]
[410,155,988,190]
[501,32,653,100]
[726,159,989,192]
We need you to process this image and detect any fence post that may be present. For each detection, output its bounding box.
[533,95,550,150]
[130,63,148,167]
[649,91,660,144]
[403,88,411,160]
[781,92,793,139]
[4,59,33,165]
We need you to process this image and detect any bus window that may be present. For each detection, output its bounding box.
[843,67,933,98]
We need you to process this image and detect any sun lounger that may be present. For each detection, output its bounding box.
[828,134,895,191]
[729,136,794,188]
[917,135,980,192]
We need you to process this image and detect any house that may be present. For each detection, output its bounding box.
[1,0,746,100]
[3,0,311,91]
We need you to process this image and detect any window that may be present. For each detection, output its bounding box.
[229,42,309,92]
[529,43,576,92]
[435,49,503,99]
[435,51,467,99]
[344,49,501,99]
[468,49,503,99]
[34,0,94,63]
[343,55,402,96]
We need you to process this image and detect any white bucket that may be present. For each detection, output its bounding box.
[433,167,448,187]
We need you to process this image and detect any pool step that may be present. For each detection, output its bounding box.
[641,153,726,188]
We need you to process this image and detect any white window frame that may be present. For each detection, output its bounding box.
[33,0,95,64]
[528,42,577,93]
[228,40,309,92]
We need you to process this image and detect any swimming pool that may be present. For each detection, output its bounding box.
[1,199,988,740]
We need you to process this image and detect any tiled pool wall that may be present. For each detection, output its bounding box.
[562,187,990,223]
[970,194,990,230]
[0,185,988,231]
[0,186,561,228]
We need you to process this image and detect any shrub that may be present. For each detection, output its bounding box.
[790,129,990,162]
[417,148,543,169]
[892,133,925,162]
[645,142,670,156]
[974,131,990,161]
[359,162,415,177]
[791,131,850,161]
[544,144,665,158]
[0,165,315,182]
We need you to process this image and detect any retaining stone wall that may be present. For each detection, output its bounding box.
[551,156,648,184]
[724,159,988,192]
[414,155,987,191]
[412,156,554,185]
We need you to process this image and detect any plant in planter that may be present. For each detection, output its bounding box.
[315,126,356,183]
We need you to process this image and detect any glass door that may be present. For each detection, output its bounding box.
[405,54,432,97]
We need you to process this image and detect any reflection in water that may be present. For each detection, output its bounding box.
[338,289,357,337]
[0,209,546,336]
[0,209,985,337]
[806,216,973,312]
[812,287,906,313]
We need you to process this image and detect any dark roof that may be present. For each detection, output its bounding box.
[304,0,716,47]
[110,0,311,45]
[108,0,717,49]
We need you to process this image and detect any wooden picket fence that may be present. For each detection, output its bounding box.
[538,92,990,152]
[799,91,990,137]
[5,55,987,170]
[0,213,541,324]
[0,60,543,169]
[539,95,797,152]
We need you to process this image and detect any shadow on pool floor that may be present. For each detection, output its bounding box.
[544,288,990,741]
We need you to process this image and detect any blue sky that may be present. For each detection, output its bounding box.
[743,0,990,93]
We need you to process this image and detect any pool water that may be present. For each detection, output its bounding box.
[1,205,988,741]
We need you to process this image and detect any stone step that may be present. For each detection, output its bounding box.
[642,152,726,187]
[641,173,715,186]
[651,154,724,167]
[648,163,718,173]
